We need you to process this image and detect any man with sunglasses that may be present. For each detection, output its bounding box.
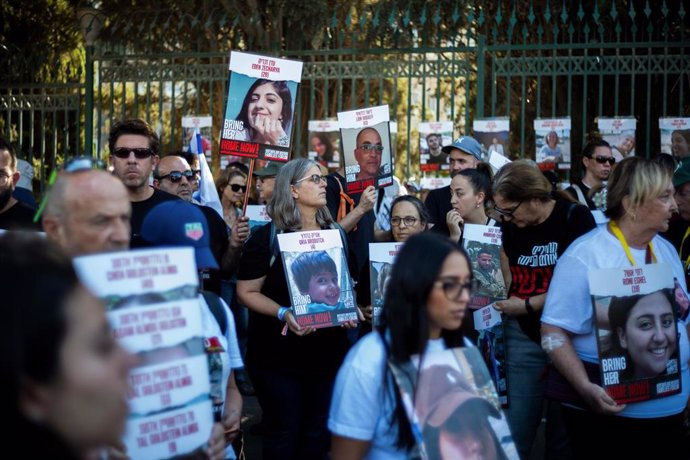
[108,119,177,247]
[153,154,249,296]
[565,139,614,211]
[0,137,39,230]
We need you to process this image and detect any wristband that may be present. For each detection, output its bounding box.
[277,306,290,322]
[525,297,535,315]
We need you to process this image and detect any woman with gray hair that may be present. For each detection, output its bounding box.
[236,158,354,460]
[542,156,689,457]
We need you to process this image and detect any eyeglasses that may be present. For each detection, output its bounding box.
[591,155,616,165]
[293,174,328,185]
[435,278,479,302]
[493,200,523,219]
[63,156,106,172]
[229,183,248,193]
[390,216,418,227]
[357,144,384,153]
[157,170,195,183]
[111,147,154,159]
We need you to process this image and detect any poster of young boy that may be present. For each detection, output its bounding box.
[534,118,571,170]
[308,120,341,170]
[220,51,303,162]
[368,242,403,326]
[659,117,690,158]
[388,347,519,460]
[472,118,510,160]
[597,117,637,161]
[182,115,213,164]
[588,263,682,404]
[278,229,358,328]
[419,121,453,172]
[73,248,214,460]
[338,105,393,194]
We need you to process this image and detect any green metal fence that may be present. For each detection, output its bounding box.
[1,0,688,192]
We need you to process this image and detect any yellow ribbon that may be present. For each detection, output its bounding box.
[609,220,656,266]
[679,226,690,271]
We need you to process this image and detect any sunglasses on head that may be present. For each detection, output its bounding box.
[591,155,615,165]
[157,170,195,182]
[111,147,154,159]
[229,183,247,193]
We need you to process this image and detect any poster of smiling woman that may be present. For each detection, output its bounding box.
[220,51,303,162]
[659,118,690,159]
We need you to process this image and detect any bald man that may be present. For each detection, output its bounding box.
[153,155,196,202]
[42,170,131,256]
[354,127,384,181]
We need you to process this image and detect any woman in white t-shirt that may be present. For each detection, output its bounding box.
[328,232,480,459]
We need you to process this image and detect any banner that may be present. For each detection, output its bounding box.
[220,51,303,162]
[368,242,403,326]
[659,117,690,158]
[473,118,510,161]
[308,120,341,170]
[419,121,453,172]
[597,117,637,161]
[534,117,571,170]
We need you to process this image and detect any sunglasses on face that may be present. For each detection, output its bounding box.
[591,155,616,165]
[493,200,523,219]
[228,183,248,193]
[435,278,479,302]
[157,170,195,183]
[111,147,154,159]
[293,174,328,185]
[357,144,384,152]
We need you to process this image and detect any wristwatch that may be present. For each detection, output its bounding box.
[525,297,535,315]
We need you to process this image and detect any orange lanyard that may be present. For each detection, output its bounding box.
[609,220,656,266]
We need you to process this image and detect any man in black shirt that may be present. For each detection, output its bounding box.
[108,119,176,247]
[424,136,483,237]
[0,137,40,230]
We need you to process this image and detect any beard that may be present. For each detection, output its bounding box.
[0,186,13,211]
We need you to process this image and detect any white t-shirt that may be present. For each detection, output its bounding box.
[329,332,471,459]
[542,226,690,418]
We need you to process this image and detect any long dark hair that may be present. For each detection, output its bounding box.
[311,132,335,163]
[236,79,293,139]
[1,233,78,423]
[377,232,472,450]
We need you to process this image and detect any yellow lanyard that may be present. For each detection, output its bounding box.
[679,226,690,270]
[609,220,656,266]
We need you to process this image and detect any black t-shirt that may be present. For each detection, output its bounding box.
[661,215,690,288]
[0,200,41,230]
[130,188,177,248]
[237,222,350,377]
[197,204,230,296]
[501,198,596,342]
[424,185,451,237]
[325,173,377,281]
[563,180,597,210]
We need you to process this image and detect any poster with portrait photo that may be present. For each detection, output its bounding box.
[182,115,213,165]
[308,120,341,170]
[338,105,393,194]
[245,204,271,233]
[368,242,403,326]
[597,117,637,162]
[220,51,303,162]
[278,229,358,328]
[534,118,571,171]
[463,224,508,406]
[473,118,510,161]
[419,121,453,172]
[73,248,214,460]
[389,347,519,460]
[659,117,690,158]
[588,263,682,404]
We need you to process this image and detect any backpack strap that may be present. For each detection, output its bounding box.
[268,221,282,268]
[571,184,588,207]
[201,291,228,336]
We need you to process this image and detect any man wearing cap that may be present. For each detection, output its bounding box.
[564,139,614,211]
[254,161,283,204]
[0,137,40,230]
[108,118,176,247]
[424,136,483,237]
[141,199,243,457]
[43,170,131,256]
[662,158,690,287]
